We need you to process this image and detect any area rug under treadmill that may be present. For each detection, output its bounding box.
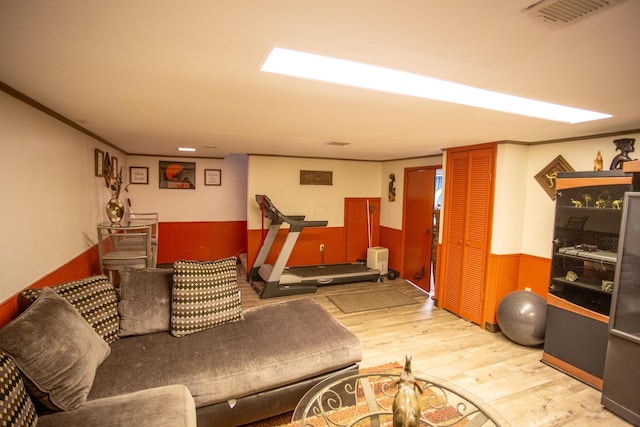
[327,290,419,314]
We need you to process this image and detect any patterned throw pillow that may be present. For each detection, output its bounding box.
[0,350,37,427]
[22,275,120,344]
[171,257,242,337]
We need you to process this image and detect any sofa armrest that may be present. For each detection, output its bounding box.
[36,384,196,427]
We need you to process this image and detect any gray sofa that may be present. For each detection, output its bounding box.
[0,260,362,427]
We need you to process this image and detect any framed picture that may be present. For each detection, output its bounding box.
[534,155,574,200]
[129,167,149,184]
[300,170,333,185]
[204,169,221,186]
[95,149,105,176]
[111,156,118,177]
[159,161,196,189]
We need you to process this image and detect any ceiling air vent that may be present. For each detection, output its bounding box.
[522,0,629,28]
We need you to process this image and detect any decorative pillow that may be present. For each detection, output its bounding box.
[0,350,37,427]
[118,267,173,337]
[22,275,120,344]
[0,288,110,412]
[171,257,242,337]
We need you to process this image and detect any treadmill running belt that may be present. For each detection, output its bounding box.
[286,263,373,276]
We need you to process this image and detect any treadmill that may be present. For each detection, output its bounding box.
[249,195,381,299]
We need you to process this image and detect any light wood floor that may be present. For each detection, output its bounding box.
[239,271,631,426]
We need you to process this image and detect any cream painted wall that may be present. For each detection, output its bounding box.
[380,156,443,230]
[125,154,248,222]
[0,91,123,298]
[521,132,640,258]
[4,84,637,303]
[247,156,381,229]
[491,143,529,254]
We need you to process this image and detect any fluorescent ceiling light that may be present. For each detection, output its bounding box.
[261,47,611,124]
[178,147,196,152]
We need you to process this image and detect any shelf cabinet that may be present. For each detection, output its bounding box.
[542,171,632,390]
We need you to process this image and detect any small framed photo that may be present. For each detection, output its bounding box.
[204,169,221,186]
[95,149,105,176]
[129,167,149,184]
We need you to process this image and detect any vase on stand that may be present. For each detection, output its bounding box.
[106,197,124,225]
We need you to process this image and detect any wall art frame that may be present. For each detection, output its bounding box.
[159,161,196,189]
[95,149,105,176]
[129,167,149,184]
[534,154,574,200]
[204,169,221,186]
[300,170,333,185]
[111,156,118,177]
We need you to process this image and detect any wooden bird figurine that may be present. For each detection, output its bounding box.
[393,354,423,427]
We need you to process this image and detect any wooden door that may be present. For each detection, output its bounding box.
[441,145,495,325]
[402,167,436,292]
[345,198,380,262]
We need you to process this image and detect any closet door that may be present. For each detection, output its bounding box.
[441,145,495,325]
[442,151,469,314]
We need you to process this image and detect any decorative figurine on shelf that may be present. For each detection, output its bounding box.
[596,198,608,208]
[594,150,603,171]
[583,193,593,207]
[571,198,583,208]
[565,271,578,282]
[609,138,636,170]
[613,198,624,209]
[393,354,423,427]
[388,173,396,202]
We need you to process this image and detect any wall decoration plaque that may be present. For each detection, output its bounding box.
[300,170,332,185]
[534,155,574,200]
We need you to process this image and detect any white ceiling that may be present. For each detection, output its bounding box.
[1,1,639,161]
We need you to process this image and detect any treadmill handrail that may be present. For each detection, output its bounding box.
[256,195,328,232]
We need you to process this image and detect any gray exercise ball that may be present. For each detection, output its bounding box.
[497,290,547,346]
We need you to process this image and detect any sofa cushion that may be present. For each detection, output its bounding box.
[118,268,172,337]
[0,288,110,412]
[22,275,120,344]
[36,384,196,427]
[88,298,362,408]
[0,350,37,427]
[171,257,241,337]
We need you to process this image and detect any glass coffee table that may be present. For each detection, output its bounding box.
[292,370,510,427]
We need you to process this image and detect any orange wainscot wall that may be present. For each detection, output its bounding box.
[483,253,551,329]
[0,220,247,328]
[246,227,346,271]
[158,221,247,263]
[379,226,402,275]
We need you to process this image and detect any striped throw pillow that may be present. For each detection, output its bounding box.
[171,257,241,337]
[22,275,120,344]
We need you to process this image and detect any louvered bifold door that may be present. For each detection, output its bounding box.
[441,146,494,325]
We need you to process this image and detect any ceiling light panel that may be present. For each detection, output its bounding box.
[260,47,611,124]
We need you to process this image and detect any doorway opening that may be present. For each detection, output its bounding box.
[402,167,442,294]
